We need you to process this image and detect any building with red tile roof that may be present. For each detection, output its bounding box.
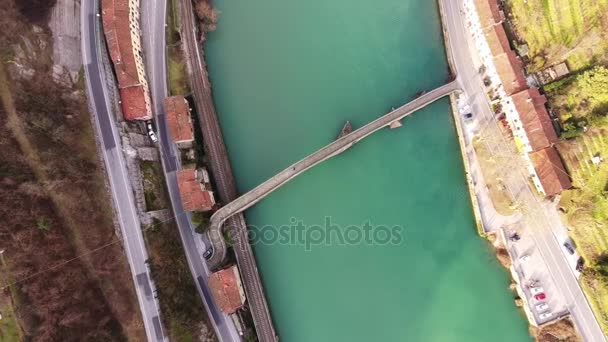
[474,0,504,28]
[164,96,194,146]
[484,24,510,57]
[177,169,215,212]
[101,0,152,120]
[529,147,572,197]
[512,88,558,151]
[494,51,527,95]
[209,265,246,314]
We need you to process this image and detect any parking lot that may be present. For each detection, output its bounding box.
[502,225,569,325]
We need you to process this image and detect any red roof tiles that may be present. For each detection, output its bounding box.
[474,0,503,28]
[485,24,510,57]
[512,88,558,151]
[120,86,148,121]
[101,0,151,120]
[494,51,527,95]
[530,147,572,197]
[209,266,246,314]
[177,169,215,212]
[164,96,194,143]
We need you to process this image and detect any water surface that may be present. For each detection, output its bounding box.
[206,0,531,340]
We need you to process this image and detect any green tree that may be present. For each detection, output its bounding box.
[577,66,608,112]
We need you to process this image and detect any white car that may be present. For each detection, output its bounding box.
[530,287,544,295]
[535,303,549,312]
[539,311,553,320]
[519,254,531,263]
[146,122,158,143]
[148,129,158,143]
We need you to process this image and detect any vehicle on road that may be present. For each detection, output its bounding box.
[539,311,553,320]
[519,254,531,263]
[530,287,544,295]
[563,242,576,255]
[509,232,520,242]
[203,247,213,260]
[535,303,549,312]
[534,293,546,301]
[463,112,473,120]
[146,121,158,143]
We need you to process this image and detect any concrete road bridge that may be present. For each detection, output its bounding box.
[207,80,461,269]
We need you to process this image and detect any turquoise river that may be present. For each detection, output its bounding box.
[205,0,531,341]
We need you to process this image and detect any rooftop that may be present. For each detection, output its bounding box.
[177,169,215,212]
[484,24,510,57]
[120,86,148,121]
[529,147,572,197]
[474,0,503,28]
[494,51,527,95]
[164,96,194,143]
[512,88,558,151]
[101,0,140,88]
[208,265,246,314]
[101,0,151,120]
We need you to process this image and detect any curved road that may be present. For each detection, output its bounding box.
[81,0,166,340]
[139,0,242,341]
[206,80,460,269]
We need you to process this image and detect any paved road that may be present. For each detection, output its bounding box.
[177,1,278,341]
[139,0,241,341]
[206,81,460,269]
[440,0,606,340]
[80,1,166,340]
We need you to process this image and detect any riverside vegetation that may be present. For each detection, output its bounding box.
[505,0,608,333]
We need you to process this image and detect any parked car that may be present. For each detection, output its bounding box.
[463,112,474,120]
[203,247,213,260]
[530,287,544,295]
[146,121,158,143]
[519,254,531,263]
[534,293,546,301]
[509,233,521,242]
[535,303,549,312]
[563,242,576,255]
[539,311,553,320]
[148,130,158,143]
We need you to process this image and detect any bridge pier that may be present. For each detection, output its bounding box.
[389,120,403,129]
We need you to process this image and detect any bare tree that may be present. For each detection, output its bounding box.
[195,1,219,32]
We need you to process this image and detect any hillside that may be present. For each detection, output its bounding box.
[0,0,144,340]
[506,0,608,332]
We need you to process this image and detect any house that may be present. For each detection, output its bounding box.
[101,0,152,120]
[493,51,527,95]
[208,265,246,314]
[176,169,215,212]
[164,96,194,148]
[474,0,504,29]
[529,147,572,197]
[511,88,558,151]
[484,23,510,57]
[536,62,570,85]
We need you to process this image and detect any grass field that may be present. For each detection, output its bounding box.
[557,129,608,332]
[507,0,608,70]
[0,256,22,342]
[473,138,518,216]
[167,0,190,96]
[559,131,608,258]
